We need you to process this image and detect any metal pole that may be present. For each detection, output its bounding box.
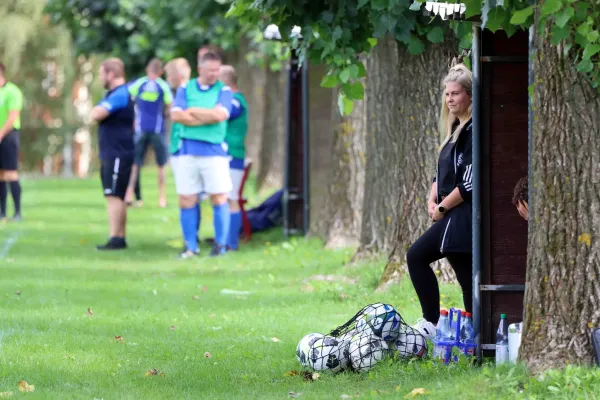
[471,24,482,358]
[283,54,294,238]
[301,58,310,235]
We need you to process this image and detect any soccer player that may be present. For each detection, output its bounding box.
[171,51,233,258]
[90,58,135,250]
[0,62,24,221]
[126,58,173,208]
[219,65,248,251]
[164,58,197,247]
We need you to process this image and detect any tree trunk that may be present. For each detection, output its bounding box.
[520,11,600,372]
[355,34,457,285]
[256,67,285,191]
[321,85,366,249]
[359,35,404,256]
[236,37,266,182]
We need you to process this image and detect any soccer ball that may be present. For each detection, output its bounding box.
[308,336,350,373]
[296,333,324,367]
[348,334,389,372]
[390,332,428,359]
[355,303,402,341]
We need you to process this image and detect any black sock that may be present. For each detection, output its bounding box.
[0,181,6,216]
[10,181,21,215]
[135,170,141,201]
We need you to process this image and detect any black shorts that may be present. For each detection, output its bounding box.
[134,132,167,167]
[0,130,19,171]
[100,157,133,200]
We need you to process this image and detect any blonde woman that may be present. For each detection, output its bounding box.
[409,64,474,340]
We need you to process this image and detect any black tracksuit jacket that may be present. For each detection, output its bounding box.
[433,118,473,254]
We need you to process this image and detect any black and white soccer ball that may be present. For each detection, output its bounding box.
[390,332,428,359]
[348,334,389,372]
[296,333,324,367]
[355,303,402,341]
[308,336,350,373]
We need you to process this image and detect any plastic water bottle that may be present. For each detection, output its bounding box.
[433,310,452,363]
[495,313,509,365]
[460,312,476,357]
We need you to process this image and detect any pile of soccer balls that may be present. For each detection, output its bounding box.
[296,303,428,373]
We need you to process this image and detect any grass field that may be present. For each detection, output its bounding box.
[1,169,599,399]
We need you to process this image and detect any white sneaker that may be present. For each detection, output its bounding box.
[412,318,437,341]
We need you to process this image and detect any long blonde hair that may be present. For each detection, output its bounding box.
[439,64,473,151]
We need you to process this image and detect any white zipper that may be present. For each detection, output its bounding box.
[440,217,452,253]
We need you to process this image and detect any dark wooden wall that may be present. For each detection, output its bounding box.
[480,28,529,352]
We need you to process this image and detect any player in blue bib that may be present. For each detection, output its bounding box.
[126,58,173,208]
[171,51,233,258]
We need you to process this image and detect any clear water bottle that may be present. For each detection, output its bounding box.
[433,310,452,363]
[460,312,476,357]
[495,313,509,365]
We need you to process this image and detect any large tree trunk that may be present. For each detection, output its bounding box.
[359,35,404,256]
[355,34,457,284]
[377,38,459,286]
[520,10,600,372]
[256,67,285,190]
[320,85,366,249]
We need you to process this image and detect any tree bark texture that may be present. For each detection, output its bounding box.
[321,85,367,249]
[256,67,285,191]
[236,38,266,183]
[354,34,458,285]
[520,12,600,372]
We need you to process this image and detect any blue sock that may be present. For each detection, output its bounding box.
[227,211,242,250]
[195,203,201,241]
[213,203,230,250]
[180,206,199,252]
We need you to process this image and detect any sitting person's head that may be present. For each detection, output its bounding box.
[512,176,528,221]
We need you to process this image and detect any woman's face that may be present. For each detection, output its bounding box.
[445,81,471,117]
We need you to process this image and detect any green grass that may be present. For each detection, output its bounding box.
[1,168,599,399]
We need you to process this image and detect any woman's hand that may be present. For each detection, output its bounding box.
[427,200,437,218]
[431,206,445,222]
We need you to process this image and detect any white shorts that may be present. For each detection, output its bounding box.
[228,168,245,201]
[174,155,232,196]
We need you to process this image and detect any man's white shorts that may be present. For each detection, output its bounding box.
[174,155,232,196]
[228,167,245,201]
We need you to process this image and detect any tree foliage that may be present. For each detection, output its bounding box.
[229,0,600,114]
[0,0,77,169]
[45,0,240,76]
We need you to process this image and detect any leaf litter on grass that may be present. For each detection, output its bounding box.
[17,381,34,393]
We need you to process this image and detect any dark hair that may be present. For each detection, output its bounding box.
[197,44,225,62]
[198,51,222,65]
[0,62,5,75]
[512,176,528,206]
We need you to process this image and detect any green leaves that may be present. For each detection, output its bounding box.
[426,26,444,44]
[583,44,600,60]
[509,6,533,25]
[484,6,507,33]
[554,6,574,28]
[338,93,354,115]
[407,35,425,54]
[541,0,563,17]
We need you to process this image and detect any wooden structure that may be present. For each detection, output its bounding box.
[476,28,529,355]
[422,2,530,357]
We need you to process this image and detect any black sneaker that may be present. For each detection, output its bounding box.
[96,237,127,251]
[179,249,199,259]
[210,243,226,257]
